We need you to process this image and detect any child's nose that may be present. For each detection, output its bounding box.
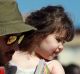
[58,43,63,51]
[55,43,63,54]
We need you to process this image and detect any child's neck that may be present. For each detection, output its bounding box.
[11,51,40,69]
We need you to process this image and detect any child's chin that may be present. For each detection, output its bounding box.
[44,56,54,61]
[48,55,57,60]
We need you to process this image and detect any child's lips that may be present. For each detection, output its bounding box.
[53,52,60,57]
[51,50,60,58]
[53,53,57,57]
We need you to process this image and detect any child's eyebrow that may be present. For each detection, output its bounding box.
[56,35,65,39]
[56,35,66,42]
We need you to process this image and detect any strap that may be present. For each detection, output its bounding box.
[34,60,50,74]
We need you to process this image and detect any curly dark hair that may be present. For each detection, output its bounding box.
[20,5,75,51]
[25,5,74,41]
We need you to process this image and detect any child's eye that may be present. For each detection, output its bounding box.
[56,38,65,44]
[62,40,66,44]
[56,38,61,42]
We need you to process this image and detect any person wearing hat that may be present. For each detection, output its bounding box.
[0,0,36,66]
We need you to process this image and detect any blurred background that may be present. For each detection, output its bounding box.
[16,0,80,66]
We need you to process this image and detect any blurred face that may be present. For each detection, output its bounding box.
[0,35,19,66]
[35,32,66,61]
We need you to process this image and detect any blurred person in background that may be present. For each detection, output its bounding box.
[64,64,80,74]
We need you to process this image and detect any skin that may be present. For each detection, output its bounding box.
[11,32,66,74]
[47,60,65,74]
[34,32,66,74]
[35,33,65,61]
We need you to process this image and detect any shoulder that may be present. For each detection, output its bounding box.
[46,60,65,74]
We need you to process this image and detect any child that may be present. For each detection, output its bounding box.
[10,5,75,74]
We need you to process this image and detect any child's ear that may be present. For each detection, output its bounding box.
[7,36,17,45]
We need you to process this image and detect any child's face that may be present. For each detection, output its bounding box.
[35,32,66,60]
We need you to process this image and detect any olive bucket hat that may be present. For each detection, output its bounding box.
[0,0,36,36]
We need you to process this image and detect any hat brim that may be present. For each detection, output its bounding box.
[0,22,36,36]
